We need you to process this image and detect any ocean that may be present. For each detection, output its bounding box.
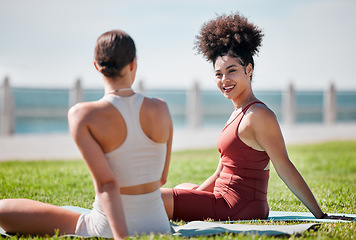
[8,88,356,134]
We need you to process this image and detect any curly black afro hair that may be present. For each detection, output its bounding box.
[195,12,263,68]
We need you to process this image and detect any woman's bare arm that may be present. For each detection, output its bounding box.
[249,106,325,218]
[68,104,128,239]
[196,159,223,192]
[161,121,173,186]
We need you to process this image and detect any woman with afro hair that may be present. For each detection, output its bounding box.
[161,12,329,221]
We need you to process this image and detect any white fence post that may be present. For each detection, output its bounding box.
[0,76,15,136]
[324,82,336,125]
[69,78,83,107]
[283,82,296,125]
[135,80,145,95]
[186,81,202,129]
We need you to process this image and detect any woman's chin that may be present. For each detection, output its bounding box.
[223,92,234,99]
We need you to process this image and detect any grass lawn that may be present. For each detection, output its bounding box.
[0,140,355,239]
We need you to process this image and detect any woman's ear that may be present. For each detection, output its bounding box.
[246,63,253,77]
[129,57,137,71]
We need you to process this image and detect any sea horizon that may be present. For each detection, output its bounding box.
[5,87,356,134]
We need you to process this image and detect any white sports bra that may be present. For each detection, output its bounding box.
[101,93,167,187]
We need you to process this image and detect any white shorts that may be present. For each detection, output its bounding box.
[75,189,171,237]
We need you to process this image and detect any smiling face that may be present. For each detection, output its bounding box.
[214,55,253,103]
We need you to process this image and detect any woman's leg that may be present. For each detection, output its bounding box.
[0,199,80,236]
[174,183,199,190]
[161,184,199,219]
[170,188,223,221]
[160,188,174,219]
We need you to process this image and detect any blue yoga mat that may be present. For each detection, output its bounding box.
[267,210,356,223]
[170,221,319,237]
[1,207,354,238]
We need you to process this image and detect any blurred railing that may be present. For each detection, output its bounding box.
[1,76,356,136]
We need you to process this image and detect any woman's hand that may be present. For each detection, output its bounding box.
[320,213,355,221]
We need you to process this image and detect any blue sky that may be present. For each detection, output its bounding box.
[1,0,355,90]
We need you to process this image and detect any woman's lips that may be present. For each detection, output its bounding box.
[222,85,235,92]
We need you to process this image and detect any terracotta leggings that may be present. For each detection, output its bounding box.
[172,172,269,221]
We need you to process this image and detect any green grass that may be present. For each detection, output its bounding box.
[0,141,355,239]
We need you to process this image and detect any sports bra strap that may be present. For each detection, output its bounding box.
[242,101,264,113]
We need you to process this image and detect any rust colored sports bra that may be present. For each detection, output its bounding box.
[217,101,270,174]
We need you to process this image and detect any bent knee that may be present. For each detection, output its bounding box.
[0,199,32,216]
[0,199,16,227]
[0,199,14,215]
[174,183,199,190]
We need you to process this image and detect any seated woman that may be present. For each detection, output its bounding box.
[0,30,173,239]
[161,12,330,222]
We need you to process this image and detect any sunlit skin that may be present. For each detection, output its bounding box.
[214,55,255,110]
[161,54,325,220]
[0,57,173,240]
[214,55,325,218]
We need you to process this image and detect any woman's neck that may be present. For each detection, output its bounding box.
[232,94,256,111]
[105,87,134,96]
[103,75,134,96]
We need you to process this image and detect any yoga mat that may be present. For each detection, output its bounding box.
[0,227,8,238]
[1,207,354,238]
[171,221,319,237]
[0,221,320,238]
[267,211,356,223]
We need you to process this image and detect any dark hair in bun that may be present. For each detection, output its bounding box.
[195,12,263,69]
[95,30,136,77]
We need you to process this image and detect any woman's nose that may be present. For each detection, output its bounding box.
[221,74,228,82]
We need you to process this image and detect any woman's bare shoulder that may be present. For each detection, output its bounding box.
[144,96,168,108]
[244,102,280,133]
[68,100,109,124]
[142,97,170,115]
[246,102,277,121]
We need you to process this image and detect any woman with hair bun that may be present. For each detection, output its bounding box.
[0,30,173,239]
[161,12,329,221]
